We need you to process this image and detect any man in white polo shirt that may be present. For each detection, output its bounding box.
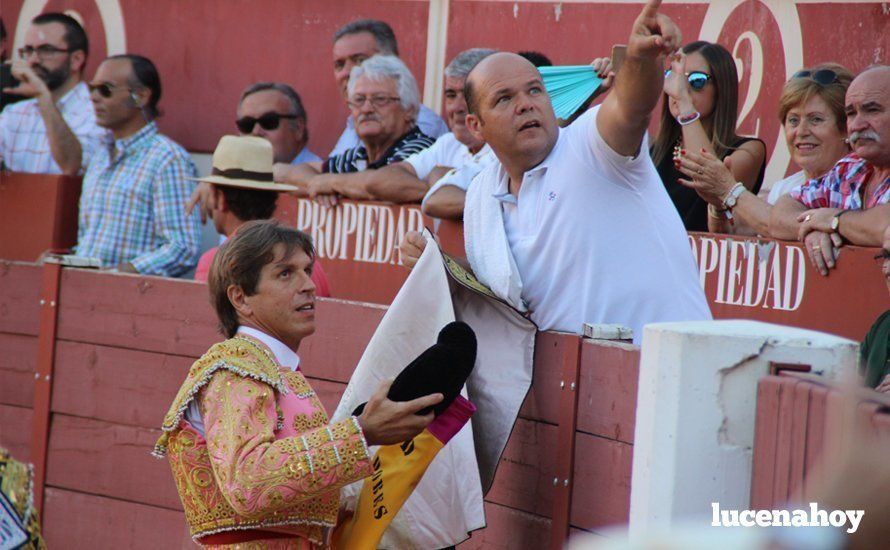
[400,0,711,343]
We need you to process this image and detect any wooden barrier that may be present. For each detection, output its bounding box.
[0,172,82,262]
[751,373,890,510]
[276,197,884,342]
[274,196,466,303]
[0,261,639,548]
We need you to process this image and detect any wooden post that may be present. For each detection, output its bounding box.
[550,336,582,549]
[30,261,62,517]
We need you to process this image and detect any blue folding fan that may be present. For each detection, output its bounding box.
[539,65,604,121]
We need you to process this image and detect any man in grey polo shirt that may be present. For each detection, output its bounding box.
[400,0,711,343]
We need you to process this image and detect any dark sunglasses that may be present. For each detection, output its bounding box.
[88,82,122,98]
[792,69,839,86]
[236,112,298,133]
[665,69,712,91]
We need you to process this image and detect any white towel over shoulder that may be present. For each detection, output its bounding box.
[463,164,526,312]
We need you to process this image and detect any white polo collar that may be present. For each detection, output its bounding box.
[491,133,560,204]
[236,326,301,371]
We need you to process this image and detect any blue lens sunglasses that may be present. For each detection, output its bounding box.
[665,69,712,91]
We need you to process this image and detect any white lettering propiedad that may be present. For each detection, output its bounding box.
[710,502,865,534]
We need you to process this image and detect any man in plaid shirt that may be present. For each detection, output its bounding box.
[772,66,890,275]
[74,54,200,277]
[0,13,106,174]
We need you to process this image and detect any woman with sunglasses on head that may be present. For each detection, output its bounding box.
[675,63,854,237]
[651,41,766,233]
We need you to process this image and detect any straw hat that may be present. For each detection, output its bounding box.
[192,135,299,192]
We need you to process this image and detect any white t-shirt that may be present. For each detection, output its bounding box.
[766,170,807,205]
[405,132,473,179]
[421,148,496,208]
[328,104,448,157]
[468,106,711,343]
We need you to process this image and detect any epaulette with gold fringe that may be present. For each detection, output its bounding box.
[152,337,286,458]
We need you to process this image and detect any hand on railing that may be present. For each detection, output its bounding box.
[399,231,427,270]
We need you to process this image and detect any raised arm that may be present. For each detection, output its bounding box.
[9,63,83,174]
[597,0,680,156]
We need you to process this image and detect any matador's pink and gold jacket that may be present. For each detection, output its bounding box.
[153,335,373,547]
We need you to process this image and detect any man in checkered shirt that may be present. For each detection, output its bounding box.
[0,13,106,174]
[73,54,200,277]
[772,66,890,276]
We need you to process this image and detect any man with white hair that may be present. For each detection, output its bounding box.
[329,19,447,156]
[292,48,496,207]
[771,65,890,276]
[275,55,434,204]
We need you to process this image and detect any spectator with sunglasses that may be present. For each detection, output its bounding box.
[674,63,854,237]
[276,55,435,206]
[651,41,766,232]
[771,65,890,276]
[186,82,320,223]
[74,54,201,276]
[0,13,106,175]
[236,83,320,166]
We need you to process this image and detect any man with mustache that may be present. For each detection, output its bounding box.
[275,55,435,206]
[0,13,105,174]
[281,48,495,208]
[772,65,890,276]
[328,19,447,157]
[401,0,711,344]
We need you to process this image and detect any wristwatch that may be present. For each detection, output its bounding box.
[830,209,851,231]
[722,182,746,210]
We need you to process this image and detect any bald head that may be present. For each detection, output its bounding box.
[846,65,890,167]
[463,51,559,179]
[465,52,539,116]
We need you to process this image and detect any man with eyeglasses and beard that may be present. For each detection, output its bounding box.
[0,13,105,174]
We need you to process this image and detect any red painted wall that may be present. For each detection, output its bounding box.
[4,1,888,177]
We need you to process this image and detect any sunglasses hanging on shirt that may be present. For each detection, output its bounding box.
[665,69,712,91]
[235,112,299,133]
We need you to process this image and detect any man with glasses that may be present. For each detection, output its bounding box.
[186,82,322,222]
[276,55,434,206]
[0,12,105,174]
[235,82,320,166]
[74,54,200,277]
[328,19,446,157]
